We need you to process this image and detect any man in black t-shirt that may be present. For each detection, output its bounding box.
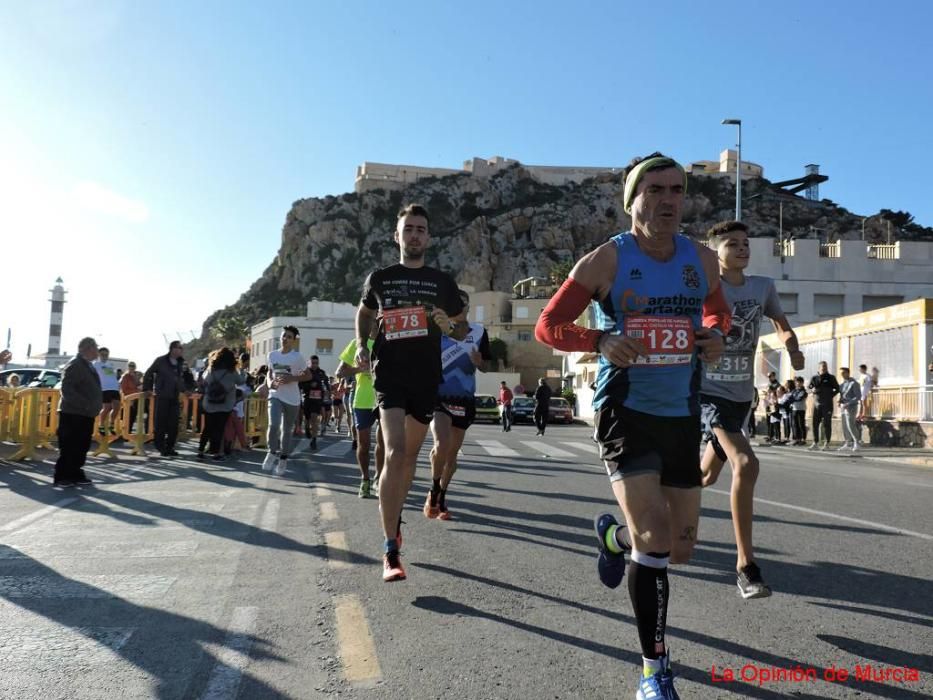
[355,203,467,582]
[300,355,330,449]
[533,378,553,435]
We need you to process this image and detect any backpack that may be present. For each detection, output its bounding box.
[206,371,227,405]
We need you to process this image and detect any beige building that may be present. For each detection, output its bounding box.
[685,149,764,182]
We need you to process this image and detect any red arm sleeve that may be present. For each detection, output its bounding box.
[535,278,603,352]
[702,283,732,334]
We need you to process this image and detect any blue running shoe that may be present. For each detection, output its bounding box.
[637,668,680,700]
[594,512,628,589]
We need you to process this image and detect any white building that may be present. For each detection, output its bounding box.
[249,300,357,374]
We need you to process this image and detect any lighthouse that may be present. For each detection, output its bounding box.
[48,277,66,356]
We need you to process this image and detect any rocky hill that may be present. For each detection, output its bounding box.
[198,164,932,349]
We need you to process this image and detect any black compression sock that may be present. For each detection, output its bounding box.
[432,478,441,493]
[627,550,670,660]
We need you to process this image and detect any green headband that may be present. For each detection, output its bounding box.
[622,157,687,214]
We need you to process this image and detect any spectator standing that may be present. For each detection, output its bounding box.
[54,337,102,486]
[533,378,553,435]
[120,362,141,432]
[791,377,808,445]
[144,341,186,457]
[808,361,840,450]
[198,347,244,460]
[7,373,21,389]
[778,381,794,442]
[857,364,873,420]
[262,326,309,476]
[838,367,862,451]
[93,347,121,436]
[499,380,514,432]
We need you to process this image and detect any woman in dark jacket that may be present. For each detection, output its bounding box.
[198,348,246,460]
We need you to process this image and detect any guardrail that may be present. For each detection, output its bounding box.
[867,243,899,260]
[865,386,933,422]
[1,391,270,461]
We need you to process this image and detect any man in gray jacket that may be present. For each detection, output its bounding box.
[144,341,186,457]
[54,337,103,487]
[838,367,862,452]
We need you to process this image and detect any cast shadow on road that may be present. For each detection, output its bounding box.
[818,634,933,675]
[414,563,931,700]
[0,544,289,700]
[810,601,933,630]
[700,505,901,538]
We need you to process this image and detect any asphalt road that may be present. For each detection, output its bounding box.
[0,422,930,699]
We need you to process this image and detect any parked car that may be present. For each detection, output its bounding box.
[548,397,574,424]
[511,396,535,423]
[474,394,501,423]
[0,368,61,388]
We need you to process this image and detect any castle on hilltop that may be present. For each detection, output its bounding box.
[354,151,764,193]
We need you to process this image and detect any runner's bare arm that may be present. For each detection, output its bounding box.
[771,314,804,370]
[694,243,729,363]
[335,360,358,379]
[355,303,378,368]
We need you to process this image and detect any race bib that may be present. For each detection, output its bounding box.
[443,403,466,417]
[308,389,322,400]
[624,316,694,366]
[384,306,428,341]
[705,354,751,382]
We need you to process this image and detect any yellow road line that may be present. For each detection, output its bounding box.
[324,531,350,568]
[334,594,382,688]
[319,501,338,521]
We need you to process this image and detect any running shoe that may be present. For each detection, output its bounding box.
[274,457,287,476]
[383,550,406,582]
[358,480,371,498]
[423,489,440,519]
[437,491,451,520]
[820,442,830,451]
[594,512,628,589]
[310,437,317,450]
[262,452,277,472]
[808,443,819,450]
[836,443,851,451]
[851,442,860,452]
[74,474,93,486]
[637,668,680,700]
[737,562,772,599]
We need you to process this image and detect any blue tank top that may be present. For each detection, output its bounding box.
[592,232,708,417]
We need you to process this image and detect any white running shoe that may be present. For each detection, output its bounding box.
[851,442,860,452]
[274,457,287,476]
[836,443,851,451]
[262,452,278,472]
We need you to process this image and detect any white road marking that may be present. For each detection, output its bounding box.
[335,594,383,687]
[314,485,335,499]
[324,531,350,569]
[259,498,280,532]
[0,575,176,599]
[200,606,259,700]
[320,501,338,521]
[0,626,134,665]
[474,440,519,457]
[707,488,933,541]
[0,498,79,534]
[316,441,353,458]
[520,441,575,458]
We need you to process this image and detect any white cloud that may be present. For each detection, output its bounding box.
[70,180,149,223]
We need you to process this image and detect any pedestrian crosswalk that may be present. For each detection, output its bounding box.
[468,433,597,461]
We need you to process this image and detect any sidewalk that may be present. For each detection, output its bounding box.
[751,440,933,468]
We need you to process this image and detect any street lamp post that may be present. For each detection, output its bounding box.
[722,118,742,221]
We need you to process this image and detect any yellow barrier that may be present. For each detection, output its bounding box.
[3,389,271,460]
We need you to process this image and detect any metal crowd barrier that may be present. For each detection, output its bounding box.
[1,390,270,462]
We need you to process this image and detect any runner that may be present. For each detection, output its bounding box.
[93,347,121,436]
[532,378,552,435]
[331,377,346,434]
[336,333,385,498]
[262,326,310,476]
[424,290,492,520]
[698,220,805,600]
[355,203,466,582]
[343,374,357,448]
[300,355,330,450]
[534,153,730,700]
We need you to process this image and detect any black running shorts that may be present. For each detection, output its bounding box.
[700,394,752,437]
[594,404,701,488]
[102,390,121,403]
[377,386,436,425]
[303,399,322,417]
[436,396,476,431]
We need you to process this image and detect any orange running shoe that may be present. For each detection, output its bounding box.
[423,490,440,519]
[437,489,451,520]
[383,551,406,581]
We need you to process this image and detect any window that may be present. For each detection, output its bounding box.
[778,293,798,315]
[813,294,844,318]
[517,331,533,342]
[800,339,836,376]
[515,305,529,319]
[272,337,280,351]
[862,295,903,312]
[316,338,333,355]
[475,305,485,322]
[852,328,913,385]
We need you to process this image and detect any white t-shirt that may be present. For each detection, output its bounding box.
[94,360,120,391]
[859,372,873,400]
[267,350,306,406]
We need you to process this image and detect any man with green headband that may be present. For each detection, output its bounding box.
[536,152,731,700]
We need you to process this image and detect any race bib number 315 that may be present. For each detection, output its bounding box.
[384,306,429,341]
[624,316,694,366]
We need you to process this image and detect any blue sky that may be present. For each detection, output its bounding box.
[1,0,931,365]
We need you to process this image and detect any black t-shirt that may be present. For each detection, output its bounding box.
[361,264,464,391]
[534,383,553,406]
[300,367,330,401]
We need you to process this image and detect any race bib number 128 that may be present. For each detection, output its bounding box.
[624,316,694,366]
[384,306,429,341]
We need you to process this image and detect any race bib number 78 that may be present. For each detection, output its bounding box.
[624,316,694,366]
[383,306,429,341]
